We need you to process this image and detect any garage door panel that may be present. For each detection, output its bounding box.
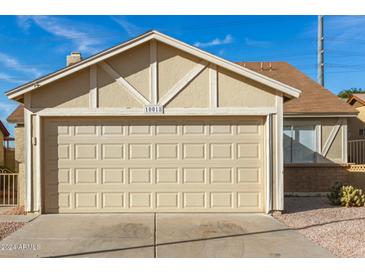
[102,168,125,184]
[209,124,233,135]
[75,192,99,209]
[156,144,179,160]
[156,124,178,135]
[101,123,124,136]
[75,123,98,136]
[102,192,125,208]
[75,168,98,184]
[210,192,233,208]
[129,192,152,208]
[128,124,152,136]
[210,168,233,184]
[44,117,266,213]
[237,143,261,159]
[237,192,262,209]
[156,168,179,184]
[101,144,125,160]
[237,168,261,184]
[156,192,179,208]
[129,144,152,160]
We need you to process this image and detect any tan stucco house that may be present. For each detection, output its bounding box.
[0,119,17,173]
[4,31,356,214]
[0,120,11,169]
[346,93,365,140]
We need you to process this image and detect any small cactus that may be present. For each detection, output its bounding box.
[327,182,365,207]
[340,186,365,207]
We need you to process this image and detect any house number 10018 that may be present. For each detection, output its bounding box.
[144,105,164,114]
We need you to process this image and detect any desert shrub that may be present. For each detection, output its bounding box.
[327,182,365,207]
[340,186,365,207]
[327,182,343,205]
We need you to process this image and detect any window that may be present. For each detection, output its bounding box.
[284,125,316,163]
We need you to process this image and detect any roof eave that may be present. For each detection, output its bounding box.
[284,112,358,118]
[5,30,301,101]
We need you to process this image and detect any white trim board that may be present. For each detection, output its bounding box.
[24,105,32,212]
[89,65,98,108]
[158,60,208,106]
[150,39,158,105]
[33,107,277,117]
[284,114,357,118]
[275,94,284,211]
[265,114,273,213]
[209,64,218,109]
[6,30,301,100]
[99,61,150,105]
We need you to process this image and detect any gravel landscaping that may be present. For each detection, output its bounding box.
[0,207,27,241]
[273,196,365,258]
[0,222,24,241]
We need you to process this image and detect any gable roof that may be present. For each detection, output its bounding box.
[5,30,301,101]
[347,93,365,106]
[237,61,358,116]
[7,105,24,124]
[0,120,10,137]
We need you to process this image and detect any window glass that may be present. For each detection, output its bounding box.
[292,126,316,163]
[283,126,292,163]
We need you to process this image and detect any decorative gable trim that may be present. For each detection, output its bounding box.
[6,30,301,100]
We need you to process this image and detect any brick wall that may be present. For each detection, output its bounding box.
[284,164,350,192]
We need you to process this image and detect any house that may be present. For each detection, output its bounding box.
[0,120,16,171]
[5,31,301,213]
[4,31,356,214]
[346,93,365,140]
[0,120,10,168]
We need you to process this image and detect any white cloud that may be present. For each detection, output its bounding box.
[16,16,32,31]
[17,16,105,54]
[111,16,144,37]
[326,16,365,44]
[0,52,42,78]
[194,34,233,48]
[0,72,27,84]
[244,37,272,48]
[0,101,17,116]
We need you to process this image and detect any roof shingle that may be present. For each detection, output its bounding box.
[7,105,24,124]
[236,61,357,115]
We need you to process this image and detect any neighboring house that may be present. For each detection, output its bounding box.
[0,120,10,168]
[3,31,356,214]
[0,120,15,171]
[346,93,365,140]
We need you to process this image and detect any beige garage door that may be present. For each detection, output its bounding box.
[43,117,266,213]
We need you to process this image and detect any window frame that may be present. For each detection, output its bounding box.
[283,120,321,164]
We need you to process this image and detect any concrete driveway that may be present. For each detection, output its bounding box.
[0,214,333,258]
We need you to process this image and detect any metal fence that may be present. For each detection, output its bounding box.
[0,168,18,206]
[348,139,365,164]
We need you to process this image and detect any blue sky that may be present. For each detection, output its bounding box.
[1,15,365,135]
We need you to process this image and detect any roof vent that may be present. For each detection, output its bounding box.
[66,52,82,66]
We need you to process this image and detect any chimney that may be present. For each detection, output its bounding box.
[66,52,82,66]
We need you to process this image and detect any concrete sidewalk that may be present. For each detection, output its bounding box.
[0,213,334,258]
[0,213,39,223]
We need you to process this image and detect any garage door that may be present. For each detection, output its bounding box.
[43,117,266,213]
